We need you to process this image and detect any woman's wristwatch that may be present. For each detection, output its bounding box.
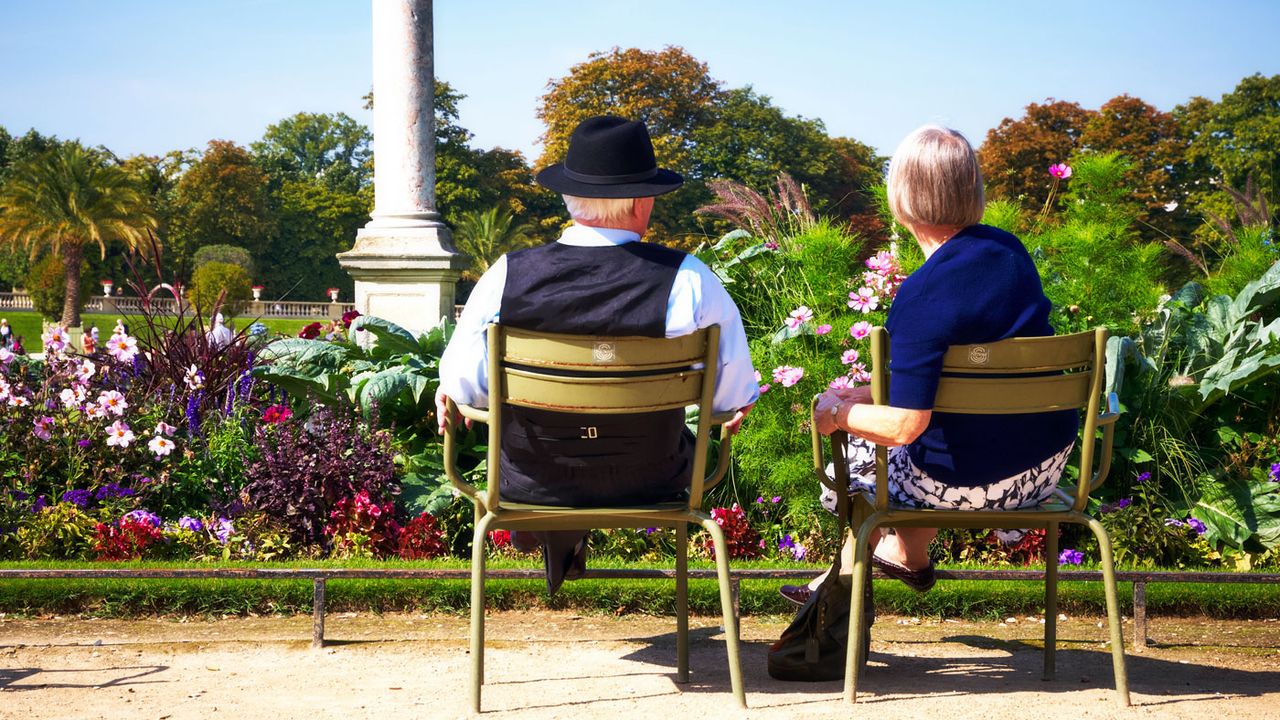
[830,401,843,420]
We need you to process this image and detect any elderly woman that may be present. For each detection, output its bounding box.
[781,126,1077,604]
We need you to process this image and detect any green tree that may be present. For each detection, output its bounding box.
[194,244,254,275]
[1179,74,1280,218]
[452,206,537,281]
[168,141,274,278]
[189,260,252,317]
[978,99,1097,210]
[262,178,368,300]
[0,142,155,327]
[25,254,91,321]
[252,112,372,194]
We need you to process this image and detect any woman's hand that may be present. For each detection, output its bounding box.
[813,393,844,436]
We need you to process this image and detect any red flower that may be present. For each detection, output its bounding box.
[298,322,323,339]
[398,511,448,559]
[262,405,292,424]
[341,310,362,329]
[92,519,164,561]
[702,503,762,560]
[488,529,511,548]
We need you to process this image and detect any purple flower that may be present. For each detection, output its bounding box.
[1164,518,1186,528]
[60,489,92,508]
[9,490,29,502]
[185,391,203,437]
[778,534,796,551]
[771,496,782,504]
[763,240,779,251]
[756,496,765,504]
[778,534,806,561]
[1187,518,1207,535]
[1099,497,1132,514]
[1135,472,1152,484]
[214,517,235,544]
[77,438,92,449]
[178,516,204,533]
[29,495,49,513]
[95,483,135,500]
[1058,549,1084,565]
[123,509,162,527]
[1270,463,1280,483]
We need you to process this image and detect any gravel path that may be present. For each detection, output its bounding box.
[2,611,1278,719]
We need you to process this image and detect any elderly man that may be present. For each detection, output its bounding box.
[436,115,758,593]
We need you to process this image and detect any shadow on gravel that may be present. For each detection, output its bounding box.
[618,628,1280,705]
[0,664,168,691]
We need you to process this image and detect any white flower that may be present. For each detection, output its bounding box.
[96,390,129,416]
[74,359,96,381]
[84,402,106,419]
[107,333,138,363]
[105,420,135,448]
[148,435,175,457]
[8,395,30,407]
[59,388,80,409]
[184,364,204,391]
[0,347,13,365]
[1163,201,1179,212]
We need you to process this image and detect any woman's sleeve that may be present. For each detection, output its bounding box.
[885,277,954,410]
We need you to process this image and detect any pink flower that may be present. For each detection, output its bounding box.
[814,324,832,336]
[828,376,852,391]
[0,377,9,401]
[758,383,771,394]
[848,287,879,313]
[848,363,871,384]
[96,390,128,416]
[154,421,177,437]
[59,388,80,409]
[0,347,13,365]
[84,402,106,419]
[33,416,55,441]
[865,250,897,274]
[74,360,96,381]
[1048,163,1072,179]
[763,240,779,251]
[105,420,135,448]
[772,365,805,388]
[42,326,69,354]
[841,349,860,365]
[107,333,138,363]
[785,306,813,330]
[8,395,30,408]
[148,435,175,457]
[850,321,872,340]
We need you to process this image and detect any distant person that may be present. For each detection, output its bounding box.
[82,325,99,355]
[207,313,233,349]
[0,318,11,348]
[11,335,25,355]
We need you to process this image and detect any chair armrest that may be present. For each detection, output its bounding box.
[1075,393,1121,509]
[701,425,734,495]
[442,398,485,503]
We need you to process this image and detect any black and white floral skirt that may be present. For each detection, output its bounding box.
[820,437,1074,516]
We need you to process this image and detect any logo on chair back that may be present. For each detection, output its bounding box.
[593,342,616,363]
[967,346,990,365]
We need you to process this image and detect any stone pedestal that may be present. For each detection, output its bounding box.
[337,0,462,336]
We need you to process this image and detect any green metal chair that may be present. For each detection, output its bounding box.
[815,326,1129,705]
[442,323,747,713]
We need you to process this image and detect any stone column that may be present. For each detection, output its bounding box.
[337,0,462,334]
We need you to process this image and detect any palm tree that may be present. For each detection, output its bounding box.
[0,142,156,327]
[451,206,537,281]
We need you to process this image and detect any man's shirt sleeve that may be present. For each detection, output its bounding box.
[437,255,507,408]
[667,255,760,414]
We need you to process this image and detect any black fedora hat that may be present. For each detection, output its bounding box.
[536,116,683,198]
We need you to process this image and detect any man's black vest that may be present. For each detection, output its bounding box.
[497,241,695,506]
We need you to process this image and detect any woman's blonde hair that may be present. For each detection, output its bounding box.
[886,125,985,229]
[563,195,637,225]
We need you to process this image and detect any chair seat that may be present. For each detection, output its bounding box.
[851,489,1077,529]
[476,492,703,530]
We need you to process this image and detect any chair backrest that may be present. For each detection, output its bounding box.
[869,327,1109,506]
[485,323,721,508]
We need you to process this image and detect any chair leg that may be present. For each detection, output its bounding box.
[700,518,746,709]
[1044,521,1058,680]
[1085,516,1131,707]
[470,512,496,714]
[676,522,690,683]
[845,514,881,703]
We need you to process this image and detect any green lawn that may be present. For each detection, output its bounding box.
[0,310,318,351]
[2,559,1277,619]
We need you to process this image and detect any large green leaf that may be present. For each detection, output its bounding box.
[352,367,430,414]
[1191,476,1280,551]
[254,368,345,406]
[1230,258,1280,318]
[256,338,354,371]
[351,315,421,356]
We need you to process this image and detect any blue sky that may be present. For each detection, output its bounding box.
[1,0,1277,162]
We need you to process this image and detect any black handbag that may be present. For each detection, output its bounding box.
[767,431,871,682]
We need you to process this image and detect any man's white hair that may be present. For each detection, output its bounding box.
[563,195,637,225]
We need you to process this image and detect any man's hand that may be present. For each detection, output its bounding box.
[435,388,471,436]
[722,403,753,436]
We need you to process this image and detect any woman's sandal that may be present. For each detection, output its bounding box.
[870,553,936,592]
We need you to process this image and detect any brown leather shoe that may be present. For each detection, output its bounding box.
[871,553,936,592]
[778,584,812,607]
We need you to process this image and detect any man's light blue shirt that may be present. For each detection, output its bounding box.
[438,224,760,414]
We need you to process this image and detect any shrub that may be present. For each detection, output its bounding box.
[189,261,252,317]
[326,489,401,559]
[92,516,164,561]
[193,244,255,276]
[17,503,102,560]
[25,254,91,322]
[701,504,762,560]
[397,511,448,559]
[241,405,398,548]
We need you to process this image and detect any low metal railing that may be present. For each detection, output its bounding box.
[0,292,354,319]
[2,566,1274,650]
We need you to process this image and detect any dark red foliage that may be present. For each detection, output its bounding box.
[702,504,763,560]
[488,529,511,548]
[397,511,448,559]
[242,406,399,547]
[298,322,323,339]
[92,519,164,561]
[326,489,402,557]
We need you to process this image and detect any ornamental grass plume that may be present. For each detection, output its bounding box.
[695,173,817,244]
